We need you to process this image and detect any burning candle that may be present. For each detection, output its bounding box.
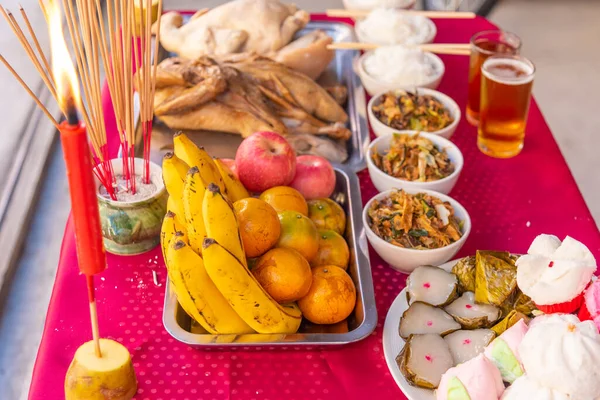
[48,0,106,277]
[59,121,107,276]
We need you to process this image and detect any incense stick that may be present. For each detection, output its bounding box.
[0,6,57,100]
[86,275,102,358]
[0,54,60,128]
[18,5,53,80]
[3,1,163,197]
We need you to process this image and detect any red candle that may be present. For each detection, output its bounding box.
[59,120,106,276]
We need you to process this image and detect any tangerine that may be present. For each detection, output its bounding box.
[277,210,319,262]
[260,186,308,215]
[298,265,356,325]
[307,198,346,235]
[234,198,280,258]
[252,248,312,303]
[312,230,350,270]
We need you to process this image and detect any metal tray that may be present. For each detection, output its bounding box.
[139,19,370,172]
[162,167,377,347]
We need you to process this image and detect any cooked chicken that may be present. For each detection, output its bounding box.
[152,58,227,115]
[158,0,308,56]
[324,85,349,106]
[286,134,348,164]
[152,56,350,141]
[155,0,335,80]
[223,54,348,124]
[270,30,334,80]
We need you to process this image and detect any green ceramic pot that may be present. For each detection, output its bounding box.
[96,158,167,255]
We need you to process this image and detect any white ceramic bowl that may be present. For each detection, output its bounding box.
[342,0,416,10]
[362,188,471,273]
[366,131,464,194]
[355,16,436,46]
[367,88,460,139]
[356,51,445,96]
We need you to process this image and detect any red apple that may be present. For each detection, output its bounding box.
[289,155,336,200]
[220,158,238,178]
[235,131,296,193]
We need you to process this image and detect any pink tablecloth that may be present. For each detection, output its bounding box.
[29,14,600,400]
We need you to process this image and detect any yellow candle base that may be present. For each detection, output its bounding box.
[65,339,137,400]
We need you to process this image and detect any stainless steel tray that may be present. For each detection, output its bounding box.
[140,19,370,172]
[162,167,377,347]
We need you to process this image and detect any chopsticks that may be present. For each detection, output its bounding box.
[326,9,476,19]
[327,42,471,56]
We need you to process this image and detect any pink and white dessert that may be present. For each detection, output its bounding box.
[501,375,570,400]
[484,319,528,383]
[436,354,504,400]
[516,234,596,313]
[519,314,600,399]
[578,280,600,332]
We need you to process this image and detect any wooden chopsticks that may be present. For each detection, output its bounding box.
[327,42,471,56]
[326,9,476,19]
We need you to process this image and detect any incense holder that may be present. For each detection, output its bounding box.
[96,158,167,256]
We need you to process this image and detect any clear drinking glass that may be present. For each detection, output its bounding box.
[477,54,535,158]
[466,30,522,126]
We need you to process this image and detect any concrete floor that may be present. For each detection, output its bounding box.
[1,0,599,399]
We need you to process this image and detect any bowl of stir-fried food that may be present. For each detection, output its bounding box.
[367,131,463,194]
[368,88,460,139]
[362,188,471,273]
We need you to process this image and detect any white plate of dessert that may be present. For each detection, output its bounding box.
[382,234,600,400]
[382,260,456,400]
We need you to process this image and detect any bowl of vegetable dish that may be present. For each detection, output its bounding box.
[362,188,471,273]
[366,131,464,194]
[368,88,460,139]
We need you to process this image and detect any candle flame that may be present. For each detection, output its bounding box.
[47,0,80,120]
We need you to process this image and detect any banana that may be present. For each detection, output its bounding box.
[173,132,225,193]
[166,197,185,227]
[202,183,246,266]
[162,152,189,217]
[182,167,207,255]
[161,211,187,284]
[213,158,250,202]
[202,238,302,334]
[160,211,177,262]
[165,239,254,334]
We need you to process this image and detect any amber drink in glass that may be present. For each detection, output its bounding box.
[477,55,535,158]
[467,30,521,126]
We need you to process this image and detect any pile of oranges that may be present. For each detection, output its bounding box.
[234,186,356,325]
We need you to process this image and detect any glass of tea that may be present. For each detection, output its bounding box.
[466,30,521,126]
[477,54,535,158]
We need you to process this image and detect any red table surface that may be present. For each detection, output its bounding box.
[29,14,600,400]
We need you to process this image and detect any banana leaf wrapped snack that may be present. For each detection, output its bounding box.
[475,251,519,307]
[490,310,530,336]
[452,255,476,293]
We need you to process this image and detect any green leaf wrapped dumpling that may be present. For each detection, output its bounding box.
[475,251,518,306]
[452,256,476,293]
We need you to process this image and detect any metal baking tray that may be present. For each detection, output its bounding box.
[162,167,377,347]
[139,18,370,172]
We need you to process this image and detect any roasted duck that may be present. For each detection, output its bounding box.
[156,0,334,79]
[153,55,350,140]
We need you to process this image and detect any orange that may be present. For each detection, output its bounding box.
[277,210,319,262]
[260,186,308,215]
[312,230,350,270]
[234,198,281,258]
[307,198,346,235]
[298,265,356,325]
[252,248,312,303]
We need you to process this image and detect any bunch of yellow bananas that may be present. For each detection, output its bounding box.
[160,132,302,335]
